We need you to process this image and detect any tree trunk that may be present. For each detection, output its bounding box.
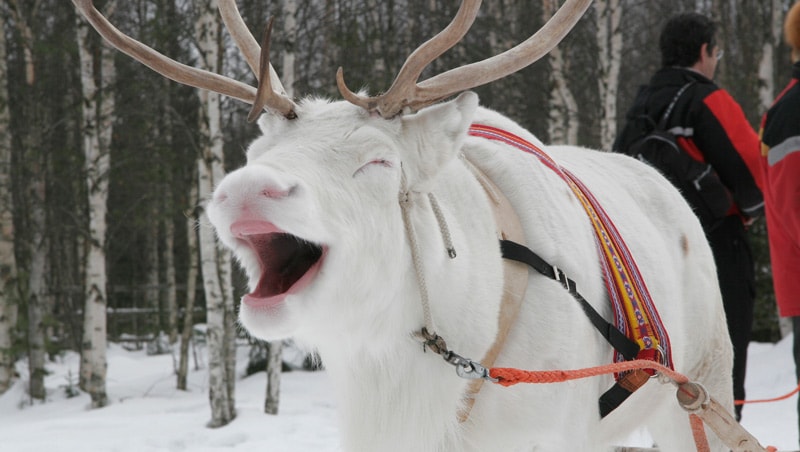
[196,0,236,427]
[0,10,19,396]
[157,96,177,347]
[283,0,298,96]
[264,340,282,414]
[177,182,199,391]
[595,0,622,151]
[164,212,177,345]
[758,0,784,113]
[544,0,579,145]
[11,0,47,402]
[145,201,160,338]
[198,156,236,427]
[155,53,178,346]
[26,194,47,403]
[365,0,386,80]
[75,1,116,408]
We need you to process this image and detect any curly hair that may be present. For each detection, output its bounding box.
[659,13,717,68]
[786,2,800,53]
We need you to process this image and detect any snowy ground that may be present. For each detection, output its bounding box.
[0,336,796,452]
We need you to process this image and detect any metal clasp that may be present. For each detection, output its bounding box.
[553,265,575,292]
[442,350,498,383]
[650,345,667,380]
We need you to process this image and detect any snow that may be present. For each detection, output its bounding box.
[0,336,796,451]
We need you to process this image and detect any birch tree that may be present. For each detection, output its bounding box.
[758,0,785,113]
[158,1,180,346]
[365,0,386,81]
[177,183,199,391]
[0,7,19,396]
[195,0,236,427]
[76,0,116,408]
[164,202,178,344]
[145,199,160,339]
[595,0,623,151]
[544,0,578,145]
[10,0,48,402]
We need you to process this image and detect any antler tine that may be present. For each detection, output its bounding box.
[247,18,297,122]
[72,0,257,105]
[339,0,591,117]
[216,0,260,75]
[216,0,290,101]
[337,0,482,118]
[411,0,592,110]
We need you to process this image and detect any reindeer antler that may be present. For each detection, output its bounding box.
[72,0,297,120]
[337,0,482,116]
[337,0,592,118]
[216,1,295,120]
[247,18,297,121]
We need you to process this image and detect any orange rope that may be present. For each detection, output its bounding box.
[489,360,784,452]
[689,414,711,452]
[735,380,800,405]
[490,359,689,387]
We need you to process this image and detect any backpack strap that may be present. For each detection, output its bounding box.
[657,81,695,130]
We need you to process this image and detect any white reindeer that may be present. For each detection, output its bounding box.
[75,0,734,450]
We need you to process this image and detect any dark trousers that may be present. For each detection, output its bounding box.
[706,216,755,421]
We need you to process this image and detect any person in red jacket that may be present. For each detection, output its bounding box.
[615,13,764,422]
[760,1,800,444]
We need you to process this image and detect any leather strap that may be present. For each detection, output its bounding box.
[458,157,529,422]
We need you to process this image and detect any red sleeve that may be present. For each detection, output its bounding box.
[703,90,764,190]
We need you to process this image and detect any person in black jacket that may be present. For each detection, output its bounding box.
[614,13,764,421]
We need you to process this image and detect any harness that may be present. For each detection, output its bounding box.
[405,124,674,419]
[470,124,674,415]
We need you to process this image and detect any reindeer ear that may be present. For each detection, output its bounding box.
[400,91,479,191]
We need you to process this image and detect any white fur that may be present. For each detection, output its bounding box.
[206,92,733,451]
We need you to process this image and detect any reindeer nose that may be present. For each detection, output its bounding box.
[260,185,295,199]
[214,183,296,205]
[212,166,298,207]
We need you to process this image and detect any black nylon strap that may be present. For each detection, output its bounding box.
[599,382,634,418]
[500,239,643,417]
[499,239,640,361]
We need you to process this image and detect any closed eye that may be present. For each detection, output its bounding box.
[353,158,394,177]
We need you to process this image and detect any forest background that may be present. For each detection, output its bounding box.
[0,0,793,424]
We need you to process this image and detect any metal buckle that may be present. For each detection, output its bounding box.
[442,351,498,383]
[553,265,573,291]
[650,345,666,379]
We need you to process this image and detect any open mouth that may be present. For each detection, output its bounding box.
[233,222,325,307]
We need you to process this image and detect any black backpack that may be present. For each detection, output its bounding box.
[625,82,733,229]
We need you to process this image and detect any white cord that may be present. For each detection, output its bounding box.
[399,167,436,335]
